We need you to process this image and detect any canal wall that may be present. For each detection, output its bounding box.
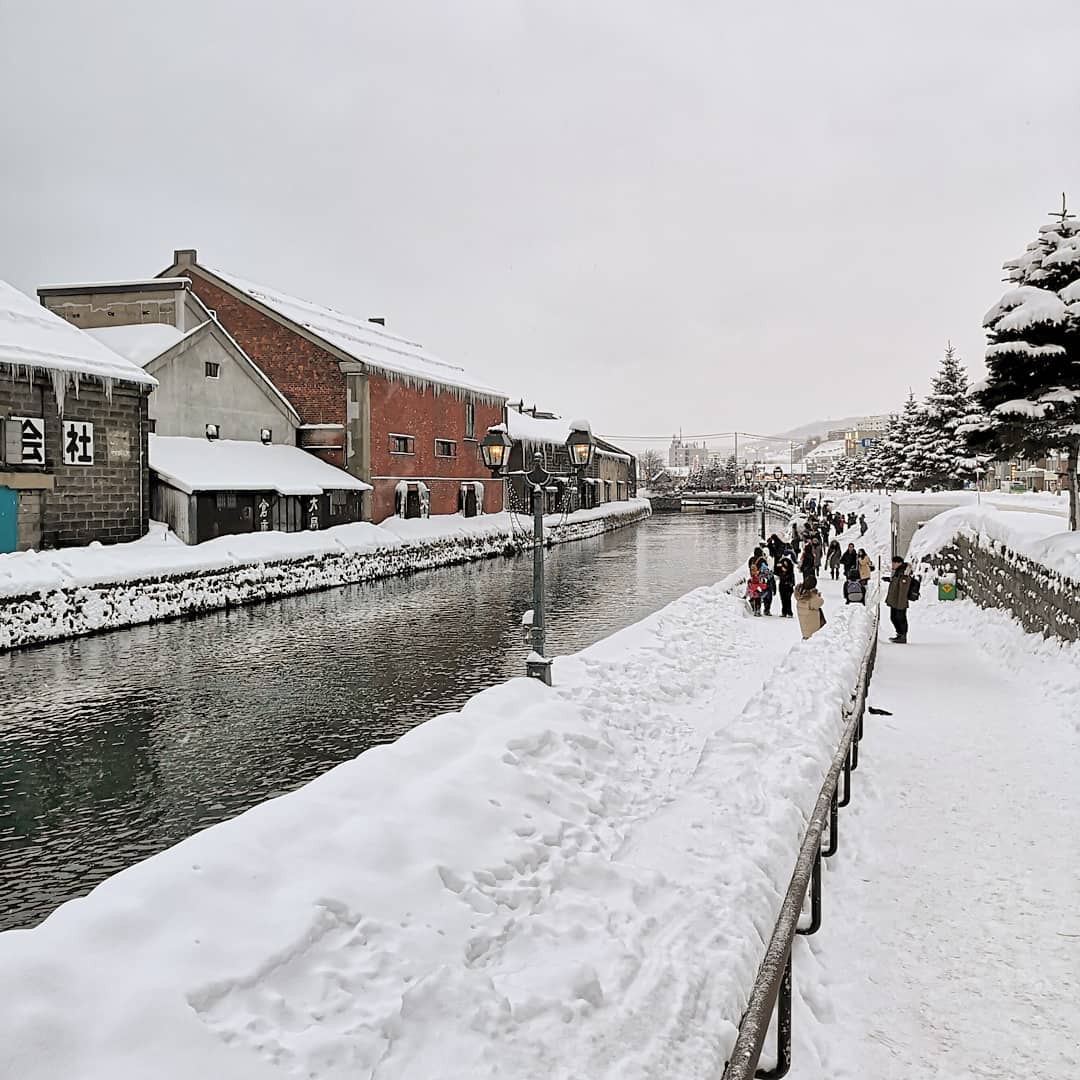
[0,500,651,652]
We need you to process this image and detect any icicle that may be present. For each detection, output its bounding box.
[48,368,68,415]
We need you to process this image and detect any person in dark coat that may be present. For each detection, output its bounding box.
[775,553,796,618]
[826,539,842,579]
[885,555,913,643]
[859,514,868,536]
[758,557,775,616]
[791,522,801,549]
[840,542,858,576]
[847,511,857,528]
[767,533,784,562]
[799,541,816,579]
[834,511,845,535]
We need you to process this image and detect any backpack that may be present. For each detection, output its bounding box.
[844,578,864,603]
[907,575,921,602]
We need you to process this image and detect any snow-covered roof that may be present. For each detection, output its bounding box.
[85,323,188,367]
[804,439,846,460]
[149,435,371,496]
[0,280,157,411]
[201,266,506,403]
[506,410,578,447]
[37,277,191,294]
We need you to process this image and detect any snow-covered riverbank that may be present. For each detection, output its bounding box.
[0,551,877,1080]
[0,500,650,651]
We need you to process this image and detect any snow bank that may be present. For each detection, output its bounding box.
[0,501,651,651]
[0,549,877,1080]
[907,504,1079,581]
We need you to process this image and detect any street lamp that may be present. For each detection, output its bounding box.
[479,426,513,472]
[481,423,595,685]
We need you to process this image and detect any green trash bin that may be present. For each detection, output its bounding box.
[938,572,957,601]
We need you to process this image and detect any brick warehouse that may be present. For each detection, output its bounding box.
[157,251,507,523]
[0,281,156,552]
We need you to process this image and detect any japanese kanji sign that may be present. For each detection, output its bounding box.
[258,497,271,531]
[62,421,94,466]
[10,417,45,464]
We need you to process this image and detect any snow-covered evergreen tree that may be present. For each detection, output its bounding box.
[874,393,923,490]
[969,198,1080,529]
[908,343,977,489]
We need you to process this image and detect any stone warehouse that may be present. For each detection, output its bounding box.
[503,405,637,513]
[0,281,156,553]
[157,250,508,522]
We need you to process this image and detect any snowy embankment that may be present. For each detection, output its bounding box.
[0,500,650,651]
[0,565,877,1080]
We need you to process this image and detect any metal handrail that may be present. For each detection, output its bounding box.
[722,605,880,1079]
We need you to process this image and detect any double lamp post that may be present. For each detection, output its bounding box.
[479,423,596,686]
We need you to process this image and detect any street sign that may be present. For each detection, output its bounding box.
[10,417,45,464]
[860,438,875,448]
[62,421,94,466]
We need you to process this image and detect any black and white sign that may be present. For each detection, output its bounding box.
[258,497,271,531]
[10,416,45,464]
[307,496,319,530]
[62,421,94,466]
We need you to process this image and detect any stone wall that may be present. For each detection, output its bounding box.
[924,535,1080,642]
[1,375,150,548]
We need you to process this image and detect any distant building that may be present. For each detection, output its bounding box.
[504,406,636,512]
[668,435,710,470]
[0,280,156,552]
[156,250,507,523]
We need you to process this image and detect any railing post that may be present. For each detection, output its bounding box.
[823,787,839,857]
[838,745,852,807]
[754,949,792,1079]
[796,845,822,936]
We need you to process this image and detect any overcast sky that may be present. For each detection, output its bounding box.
[4,0,1080,455]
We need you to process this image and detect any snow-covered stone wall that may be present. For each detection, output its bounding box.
[922,536,1080,643]
[0,501,650,652]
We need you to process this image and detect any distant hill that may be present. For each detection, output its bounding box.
[776,416,865,443]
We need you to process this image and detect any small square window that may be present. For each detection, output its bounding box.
[205,362,221,379]
[389,434,415,455]
[435,439,457,458]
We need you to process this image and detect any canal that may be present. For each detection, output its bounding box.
[0,512,770,931]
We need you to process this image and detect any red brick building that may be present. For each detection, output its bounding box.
[158,251,507,522]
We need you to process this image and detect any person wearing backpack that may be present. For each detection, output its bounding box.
[885,554,916,643]
[758,558,776,616]
[775,552,796,618]
[843,567,865,605]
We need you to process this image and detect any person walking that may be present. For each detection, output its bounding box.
[834,511,845,536]
[799,540,816,579]
[885,554,913,643]
[857,548,875,592]
[821,515,832,544]
[791,522,801,549]
[826,539,842,580]
[775,552,796,618]
[847,511,857,528]
[767,533,784,562]
[811,530,823,574]
[746,563,764,616]
[758,557,775,616]
[840,542,858,578]
[843,567,866,604]
[795,574,826,640]
[859,513,868,537]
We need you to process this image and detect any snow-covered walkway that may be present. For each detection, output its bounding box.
[788,587,1080,1077]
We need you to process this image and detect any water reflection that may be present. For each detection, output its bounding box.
[0,513,762,930]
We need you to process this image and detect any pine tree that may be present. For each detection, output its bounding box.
[970,196,1080,529]
[908,343,977,489]
[875,393,922,490]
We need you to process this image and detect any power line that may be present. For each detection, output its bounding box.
[597,429,807,444]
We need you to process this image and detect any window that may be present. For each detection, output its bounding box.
[205,362,221,379]
[215,492,237,510]
[465,401,475,440]
[329,490,348,515]
[435,439,457,459]
[146,418,157,433]
[389,434,415,455]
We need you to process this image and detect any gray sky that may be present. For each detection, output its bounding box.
[4,0,1080,455]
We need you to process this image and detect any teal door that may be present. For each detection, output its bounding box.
[0,487,16,553]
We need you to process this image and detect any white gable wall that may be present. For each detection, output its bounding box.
[146,325,297,443]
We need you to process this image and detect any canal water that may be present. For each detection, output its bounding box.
[0,512,768,931]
